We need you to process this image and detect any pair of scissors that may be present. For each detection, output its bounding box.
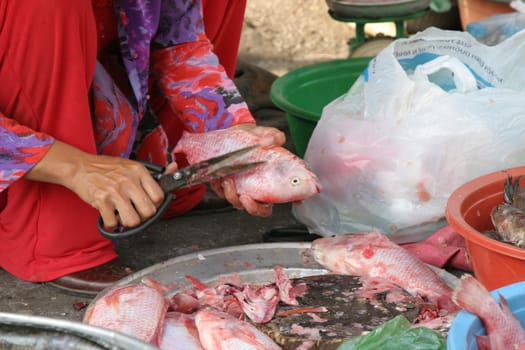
[97,145,263,239]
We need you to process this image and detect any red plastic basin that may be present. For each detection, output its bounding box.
[446,166,525,291]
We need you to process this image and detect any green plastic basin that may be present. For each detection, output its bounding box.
[270,57,372,157]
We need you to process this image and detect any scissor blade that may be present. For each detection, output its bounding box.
[193,145,260,170]
[194,161,266,184]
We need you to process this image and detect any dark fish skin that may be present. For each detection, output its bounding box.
[490,203,525,248]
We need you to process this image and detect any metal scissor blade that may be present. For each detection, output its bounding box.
[192,144,261,170]
[191,161,266,185]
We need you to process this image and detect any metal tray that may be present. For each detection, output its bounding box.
[113,242,459,293]
[0,312,158,350]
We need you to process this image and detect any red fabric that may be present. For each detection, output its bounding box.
[201,0,247,79]
[401,225,473,272]
[0,0,116,281]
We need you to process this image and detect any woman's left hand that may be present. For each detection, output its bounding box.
[209,124,286,217]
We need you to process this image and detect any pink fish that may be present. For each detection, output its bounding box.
[310,231,457,313]
[159,312,204,350]
[173,128,321,203]
[195,308,282,350]
[83,282,169,345]
[452,275,525,350]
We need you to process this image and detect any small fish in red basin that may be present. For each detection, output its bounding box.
[173,128,321,204]
[452,274,525,350]
[490,176,525,248]
[310,231,457,314]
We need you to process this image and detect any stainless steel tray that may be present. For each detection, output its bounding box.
[113,242,458,293]
[115,242,327,293]
[0,312,158,350]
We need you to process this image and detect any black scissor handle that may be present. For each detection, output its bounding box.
[97,192,174,239]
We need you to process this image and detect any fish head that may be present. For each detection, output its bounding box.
[310,232,385,275]
[253,155,321,203]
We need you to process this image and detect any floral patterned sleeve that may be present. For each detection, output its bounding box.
[149,0,255,133]
[0,115,54,191]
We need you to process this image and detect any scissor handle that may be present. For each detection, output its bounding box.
[97,193,174,239]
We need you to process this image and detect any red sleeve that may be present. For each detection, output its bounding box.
[150,32,255,133]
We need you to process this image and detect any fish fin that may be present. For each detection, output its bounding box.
[476,335,491,350]
[504,175,522,205]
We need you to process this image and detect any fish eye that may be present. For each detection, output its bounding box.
[290,177,301,187]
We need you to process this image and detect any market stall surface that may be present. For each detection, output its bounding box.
[0,203,299,323]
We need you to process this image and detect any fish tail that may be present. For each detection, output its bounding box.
[452,275,496,320]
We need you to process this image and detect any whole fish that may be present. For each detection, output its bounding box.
[83,282,169,345]
[452,275,525,350]
[310,231,457,313]
[194,308,282,350]
[173,128,321,204]
[491,176,525,248]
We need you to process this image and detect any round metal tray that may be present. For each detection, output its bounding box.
[0,312,158,350]
[325,0,432,19]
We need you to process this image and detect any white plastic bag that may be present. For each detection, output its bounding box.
[294,28,525,243]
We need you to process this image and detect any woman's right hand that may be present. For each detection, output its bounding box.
[25,141,166,230]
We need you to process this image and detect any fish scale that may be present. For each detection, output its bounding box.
[173,128,321,203]
[83,284,168,345]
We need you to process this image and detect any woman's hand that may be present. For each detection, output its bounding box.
[209,124,286,217]
[25,141,166,230]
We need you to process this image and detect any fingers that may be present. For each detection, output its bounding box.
[85,160,167,230]
[221,179,243,210]
[239,195,273,217]
[97,183,164,230]
[221,178,273,217]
